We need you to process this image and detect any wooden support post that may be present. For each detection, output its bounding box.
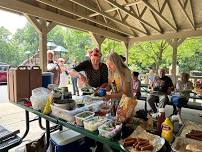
[25,14,56,72]
[89,32,105,51]
[166,38,185,84]
[123,39,133,65]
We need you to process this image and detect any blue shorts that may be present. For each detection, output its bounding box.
[171,96,188,108]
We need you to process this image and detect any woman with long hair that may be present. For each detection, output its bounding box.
[105,52,132,100]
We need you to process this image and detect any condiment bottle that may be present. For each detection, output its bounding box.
[157,108,166,135]
[161,118,174,143]
[111,80,118,116]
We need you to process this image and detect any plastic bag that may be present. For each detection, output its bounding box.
[116,94,137,123]
[31,87,49,110]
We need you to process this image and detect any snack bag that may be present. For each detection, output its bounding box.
[116,94,137,122]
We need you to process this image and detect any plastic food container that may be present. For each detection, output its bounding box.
[83,116,107,132]
[51,104,88,122]
[75,111,95,126]
[98,121,122,139]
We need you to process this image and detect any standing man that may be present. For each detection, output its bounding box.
[68,48,108,89]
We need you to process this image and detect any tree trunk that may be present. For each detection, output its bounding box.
[155,48,163,75]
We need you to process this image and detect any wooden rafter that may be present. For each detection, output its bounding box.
[117,9,138,36]
[160,0,167,14]
[189,0,195,29]
[68,0,148,35]
[87,0,142,18]
[139,6,147,18]
[105,0,162,33]
[125,0,149,35]
[166,0,178,30]
[142,0,177,31]
[36,0,133,36]
[149,10,163,33]
[184,0,188,8]
[0,0,127,42]
[177,0,195,29]
[95,0,108,24]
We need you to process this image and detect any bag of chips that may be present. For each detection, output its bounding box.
[116,94,137,122]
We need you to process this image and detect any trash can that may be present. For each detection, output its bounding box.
[42,72,53,88]
[49,129,92,152]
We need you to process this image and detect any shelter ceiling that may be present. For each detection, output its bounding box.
[0,0,202,43]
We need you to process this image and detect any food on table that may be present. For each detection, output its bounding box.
[186,144,202,152]
[84,116,107,131]
[99,104,111,115]
[186,129,202,141]
[122,137,154,151]
[98,121,122,138]
[75,111,95,126]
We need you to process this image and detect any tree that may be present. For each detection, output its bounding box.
[128,40,170,73]
[0,26,18,65]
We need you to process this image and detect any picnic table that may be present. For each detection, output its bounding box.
[10,100,128,152]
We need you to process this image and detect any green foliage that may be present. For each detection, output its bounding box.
[102,39,125,61]
[1,21,202,73]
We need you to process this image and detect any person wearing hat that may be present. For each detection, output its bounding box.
[68,48,108,89]
[132,71,141,99]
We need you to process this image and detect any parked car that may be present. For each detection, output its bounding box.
[0,64,10,84]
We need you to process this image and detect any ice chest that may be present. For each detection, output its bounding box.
[50,130,92,152]
[42,72,53,88]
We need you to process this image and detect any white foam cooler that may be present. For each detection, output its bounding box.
[50,129,92,152]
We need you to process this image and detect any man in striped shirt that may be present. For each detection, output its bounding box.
[68,48,108,89]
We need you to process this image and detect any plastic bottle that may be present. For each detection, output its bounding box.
[111,80,118,116]
[157,108,166,135]
[161,118,174,143]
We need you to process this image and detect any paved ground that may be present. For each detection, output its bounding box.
[0,84,202,152]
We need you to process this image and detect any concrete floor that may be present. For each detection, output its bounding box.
[0,84,202,152]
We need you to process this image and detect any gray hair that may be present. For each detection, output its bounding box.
[107,52,129,78]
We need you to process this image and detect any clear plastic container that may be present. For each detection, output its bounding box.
[98,121,122,139]
[51,104,88,122]
[75,111,95,126]
[83,116,107,132]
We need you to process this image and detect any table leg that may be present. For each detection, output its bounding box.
[38,117,46,130]
[21,110,29,139]
[45,120,50,148]
[145,100,147,113]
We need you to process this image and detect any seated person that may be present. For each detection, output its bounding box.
[132,71,141,99]
[104,52,133,100]
[171,72,193,124]
[146,68,174,114]
[68,48,108,89]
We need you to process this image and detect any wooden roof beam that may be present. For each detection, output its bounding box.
[177,0,195,30]
[95,0,108,24]
[105,0,162,33]
[129,29,202,43]
[36,0,133,36]
[142,0,177,31]
[166,0,178,30]
[69,0,148,35]
[0,0,127,42]
[126,0,149,35]
[79,0,142,20]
